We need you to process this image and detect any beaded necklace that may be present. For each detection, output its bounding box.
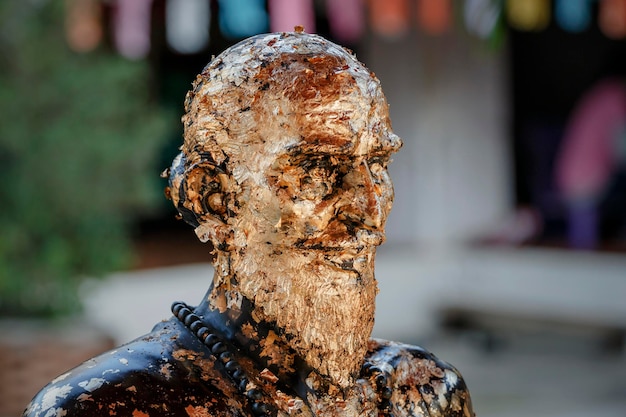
[172,301,394,416]
[171,301,269,416]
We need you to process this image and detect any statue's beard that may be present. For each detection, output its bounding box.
[224,246,378,388]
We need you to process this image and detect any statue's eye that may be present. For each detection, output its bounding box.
[368,156,388,170]
[300,166,335,200]
[271,155,347,201]
[203,179,221,193]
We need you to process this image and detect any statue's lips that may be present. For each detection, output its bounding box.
[354,228,386,246]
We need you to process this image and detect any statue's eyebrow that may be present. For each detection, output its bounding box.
[187,160,226,174]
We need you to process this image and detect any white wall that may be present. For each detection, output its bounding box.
[363,32,512,246]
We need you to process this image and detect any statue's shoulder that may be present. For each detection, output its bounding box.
[23,318,241,417]
[365,339,474,417]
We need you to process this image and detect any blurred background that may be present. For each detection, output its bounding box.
[1,0,626,416]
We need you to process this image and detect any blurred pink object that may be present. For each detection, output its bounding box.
[268,0,315,33]
[416,0,452,35]
[557,79,626,249]
[599,0,626,39]
[557,79,626,201]
[369,0,410,39]
[112,0,154,59]
[483,206,543,246]
[325,0,365,43]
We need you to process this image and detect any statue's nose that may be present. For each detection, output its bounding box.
[341,161,385,230]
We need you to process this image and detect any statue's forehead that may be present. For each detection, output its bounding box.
[284,130,399,160]
[188,32,401,167]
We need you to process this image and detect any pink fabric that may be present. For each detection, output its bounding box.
[268,0,315,33]
[112,0,154,59]
[557,79,626,201]
[326,0,365,43]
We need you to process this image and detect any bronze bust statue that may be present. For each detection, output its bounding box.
[24,31,474,417]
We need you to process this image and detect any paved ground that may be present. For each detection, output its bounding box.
[422,333,626,417]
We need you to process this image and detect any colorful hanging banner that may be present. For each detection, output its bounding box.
[65,0,103,53]
[464,0,501,40]
[506,0,550,32]
[268,0,316,33]
[416,0,452,36]
[166,0,210,54]
[112,0,154,59]
[599,0,626,39]
[555,0,592,33]
[325,0,365,43]
[369,0,410,39]
[218,0,269,39]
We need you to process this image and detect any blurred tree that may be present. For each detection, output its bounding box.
[0,1,174,316]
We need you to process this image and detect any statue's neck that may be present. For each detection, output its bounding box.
[192,285,308,398]
[196,247,378,391]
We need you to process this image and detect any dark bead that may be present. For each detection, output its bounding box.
[238,378,249,392]
[246,389,262,401]
[204,334,219,347]
[225,361,241,372]
[381,386,393,399]
[196,327,210,339]
[185,313,200,326]
[178,307,191,319]
[251,402,267,416]
[189,320,203,332]
[220,351,232,363]
[232,369,246,380]
[375,373,387,387]
[361,361,373,373]
[172,302,185,316]
[211,342,227,354]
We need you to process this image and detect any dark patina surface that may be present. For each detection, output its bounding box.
[25,301,472,417]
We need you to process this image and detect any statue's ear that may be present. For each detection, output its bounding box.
[178,163,231,227]
[167,153,230,227]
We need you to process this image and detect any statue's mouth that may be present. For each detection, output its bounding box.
[355,228,385,246]
[291,228,385,252]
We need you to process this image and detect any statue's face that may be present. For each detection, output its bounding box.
[173,33,401,255]
[258,96,400,252]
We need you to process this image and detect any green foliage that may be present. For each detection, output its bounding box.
[0,1,175,316]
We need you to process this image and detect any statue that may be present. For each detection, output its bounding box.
[24,31,474,417]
